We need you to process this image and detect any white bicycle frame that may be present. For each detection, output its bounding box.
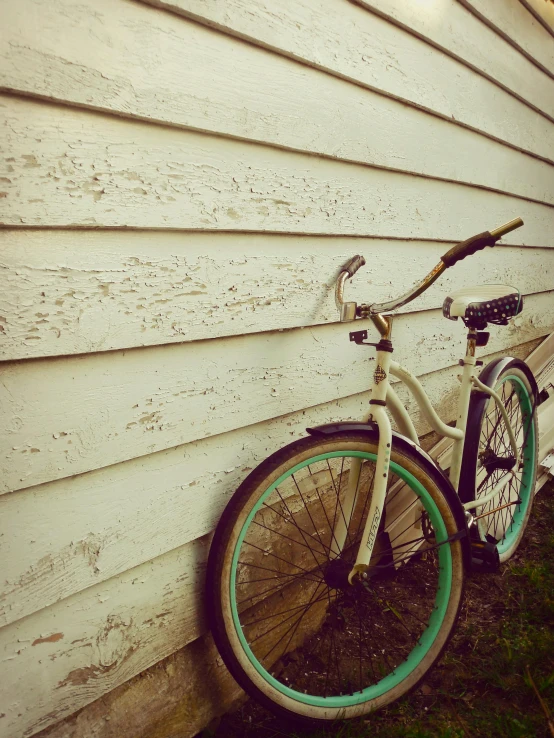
[334,217,526,582]
[343,319,521,581]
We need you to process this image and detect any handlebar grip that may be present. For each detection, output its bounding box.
[441,231,495,268]
[441,218,524,269]
[343,255,366,278]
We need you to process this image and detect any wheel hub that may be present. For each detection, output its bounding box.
[323,558,353,590]
[480,450,516,475]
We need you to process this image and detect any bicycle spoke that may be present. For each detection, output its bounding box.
[236,570,323,607]
[290,474,331,559]
[306,464,346,557]
[253,515,328,562]
[385,497,420,532]
[473,373,537,548]
[242,539,316,575]
[244,586,328,631]
[258,583,329,661]
[236,559,319,579]
[388,511,426,546]
[273,486,331,562]
[265,490,332,558]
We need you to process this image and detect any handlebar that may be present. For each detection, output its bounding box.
[342,254,366,277]
[335,217,524,322]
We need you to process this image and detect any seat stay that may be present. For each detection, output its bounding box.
[471,374,520,464]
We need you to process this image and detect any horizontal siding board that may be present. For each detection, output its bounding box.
[32,631,243,738]
[2,231,554,360]
[526,333,554,390]
[352,0,554,119]
[2,97,554,239]
[520,0,554,36]
[0,339,541,629]
[2,1,554,205]
[0,536,209,738]
[539,394,554,458]
[140,0,554,161]
[2,292,553,494]
[458,0,554,78]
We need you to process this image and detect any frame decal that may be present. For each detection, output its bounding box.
[374,365,387,384]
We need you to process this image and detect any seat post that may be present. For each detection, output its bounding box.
[466,330,478,358]
[449,331,479,491]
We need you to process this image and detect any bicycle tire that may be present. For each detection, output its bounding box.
[206,430,465,725]
[460,359,538,562]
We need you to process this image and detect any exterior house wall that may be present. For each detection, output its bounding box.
[1,1,553,736]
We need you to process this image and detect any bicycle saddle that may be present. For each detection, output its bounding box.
[442,285,522,329]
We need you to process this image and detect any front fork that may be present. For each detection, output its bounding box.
[346,348,393,583]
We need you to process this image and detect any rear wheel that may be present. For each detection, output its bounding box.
[206,431,464,725]
[460,361,538,562]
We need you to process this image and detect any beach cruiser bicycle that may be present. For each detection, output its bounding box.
[206,217,539,725]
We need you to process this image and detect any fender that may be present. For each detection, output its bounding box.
[307,421,378,435]
[307,422,471,570]
[475,356,538,406]
[459,356,538,506]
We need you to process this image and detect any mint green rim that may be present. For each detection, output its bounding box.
[229,451,453,708]
[488,375,536,556]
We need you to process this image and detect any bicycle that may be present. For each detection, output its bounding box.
[206,218,539,726]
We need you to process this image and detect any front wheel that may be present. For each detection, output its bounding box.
[206,431,465,725]
[460,360,538,562]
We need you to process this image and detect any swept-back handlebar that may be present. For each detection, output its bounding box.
[335,218,524,322]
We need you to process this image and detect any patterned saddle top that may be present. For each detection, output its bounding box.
[442,285,522,328]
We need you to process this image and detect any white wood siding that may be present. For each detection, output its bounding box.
[2,231,553,360]
[458,0,554,78]
[352,0,554,118]
[138,0,554,160]
[2,0,554,201]
[4,96,554,233]
[2,292,553,496]
[1,1,553,736]
[521,0,554,35]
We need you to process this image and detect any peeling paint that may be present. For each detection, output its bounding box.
[32,633,64,646]
[1,229,552,362]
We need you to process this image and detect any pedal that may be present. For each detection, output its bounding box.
[470,540,500,573]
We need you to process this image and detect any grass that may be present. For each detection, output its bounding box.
[207,480,554,738]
